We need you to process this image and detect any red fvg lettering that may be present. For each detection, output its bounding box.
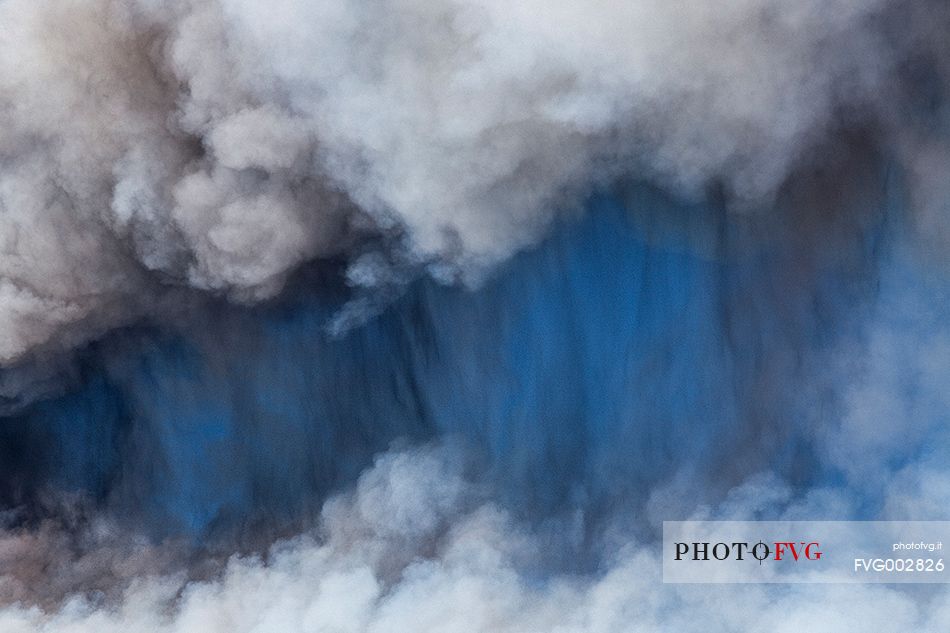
[774,542,823,561]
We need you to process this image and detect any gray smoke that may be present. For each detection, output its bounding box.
[2,445,949,633]
[0,0,947,363]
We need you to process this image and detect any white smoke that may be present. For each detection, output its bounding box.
[0,0,945,363]
[2,445,948,633]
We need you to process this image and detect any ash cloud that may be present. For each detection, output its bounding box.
[0,0,947,363]
[1,1,949,629]
[2,445,949,633]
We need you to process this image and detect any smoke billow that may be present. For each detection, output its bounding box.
[3,445,950,633]
[1,0,950,631]
[0,0,947,362]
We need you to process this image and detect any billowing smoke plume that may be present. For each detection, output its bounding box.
[1,0,950,631]
[3,444,950,632]
[0,0,948,362]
